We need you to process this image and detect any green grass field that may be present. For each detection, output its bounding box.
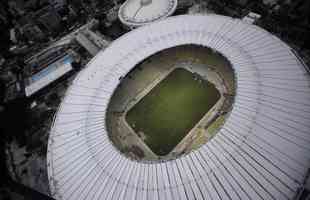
[126,68,220,156]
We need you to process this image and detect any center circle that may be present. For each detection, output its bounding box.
[106,44,236,161]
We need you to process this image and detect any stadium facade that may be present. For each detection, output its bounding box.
[47,15,310,200]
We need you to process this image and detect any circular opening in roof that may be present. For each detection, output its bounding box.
[106,44,236,162]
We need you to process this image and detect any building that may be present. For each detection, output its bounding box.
[21,19,110,97]
[20,23,45,42]
[34,5,63,35]
[242,12,261,24]
[47,15,310,200]
[75,28,110,56]
[24,46,75,97]
[118,0,178,28]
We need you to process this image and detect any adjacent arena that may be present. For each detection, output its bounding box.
[118,0,178,28]
[47,15,310,200]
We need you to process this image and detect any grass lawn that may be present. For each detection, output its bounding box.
[126,68,220,156]
[207,115,226,137]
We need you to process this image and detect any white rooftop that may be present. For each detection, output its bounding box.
[242,12,261,24]
[47,15,310,200]
[118,0,178,27]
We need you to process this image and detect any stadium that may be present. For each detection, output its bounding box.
[47,15,310,200]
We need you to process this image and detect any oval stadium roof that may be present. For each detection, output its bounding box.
[47,15,310,200]
[118,0,178,27]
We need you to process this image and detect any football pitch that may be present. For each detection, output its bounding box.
[126,68,220,156]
